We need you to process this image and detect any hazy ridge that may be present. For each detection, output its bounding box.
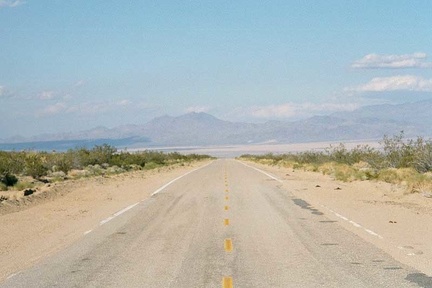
[1,100,432,150]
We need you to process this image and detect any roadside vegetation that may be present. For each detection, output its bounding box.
[0,144,213,195]
[239,132,432,194]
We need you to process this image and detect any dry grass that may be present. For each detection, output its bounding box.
[245,156,432,194]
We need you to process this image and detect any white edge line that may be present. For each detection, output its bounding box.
[151,161,213,196]
[84,230,93,235]
[113,202,139,217]
[100,216,115,225]
[319,204,384,239]
[99,202,140,226]
[6,272,18,280]
[239,161,283,183]
[349,220,362,228]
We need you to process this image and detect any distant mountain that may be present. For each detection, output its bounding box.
[1,100,432,151]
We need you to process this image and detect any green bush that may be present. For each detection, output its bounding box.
[239,133,432,191]
[0,173,18,186]
[0,145,212,181]
[25,153,48,180]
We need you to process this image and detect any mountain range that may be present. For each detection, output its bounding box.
[1,99,432,151]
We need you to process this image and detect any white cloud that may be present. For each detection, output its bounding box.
[239,102,359,119]
[0,0,24,8]
[74,80,86,87]
[63,100,133,116]
[250,104,297,118]
[38,91,55,100]
[0,85,14,99]
[116,99,131,106]
[0,86,6,98]
[36,102,68,117]
[350,75,432,92]
[185,105,211,113]
[352,53,432,69]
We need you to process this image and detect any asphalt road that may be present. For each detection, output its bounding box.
[1,159,429,287]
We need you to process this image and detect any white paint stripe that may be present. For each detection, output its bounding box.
[84,230,93,235]
[99,202,139,226]
[365,228,383,239]
[6,273,18,280]
[319,204,383,239]
[113,202,139,217]
[100,216,115,225]
[349,220,362,228]
[334,213,348,221]
[151,161,214,196]
[239,161,283,183]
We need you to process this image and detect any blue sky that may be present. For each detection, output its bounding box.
[1,1,432,138]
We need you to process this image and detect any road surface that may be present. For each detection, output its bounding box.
[1,160,429,287]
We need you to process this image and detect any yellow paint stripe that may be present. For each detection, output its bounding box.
[222,277,233,288]
[225,189,229,193]
[224,205,229,211]
[225,196,229,201]
[224,218,230,226]
[224,238,233,252]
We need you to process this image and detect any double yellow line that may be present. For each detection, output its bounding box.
[223,171,234,288]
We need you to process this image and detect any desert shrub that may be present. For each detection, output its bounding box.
[412,138,432,173]
[25,153,48,180]
[381,132,417,169]
[85,164,105,176]
[0,145,211,181]
[296,151,328,164]
[0,195,8,202]
[292,163,303,170]
[144,162,161,170]
[51,152,74,174]
[0,173,18,186]
[376,168,399,183]
[318,162,335,175]
[239,133,432,191]
[14,181,34,191]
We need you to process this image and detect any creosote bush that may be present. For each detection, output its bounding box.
[0,145,213,190]
[239,132,432,193]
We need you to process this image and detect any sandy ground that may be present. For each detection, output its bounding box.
[1,158,432,282]
[0,161,211,282]
[244,161,432,276]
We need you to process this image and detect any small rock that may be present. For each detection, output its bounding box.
[335,187,342,190]
[23,189,35,196]
[389,220,397,224]
[315,185,321,188]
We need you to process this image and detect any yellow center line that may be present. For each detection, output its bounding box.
[224,205,229,210]
[225,189,229,192]
[224,218,230,226]
[224,238,233,252]
[222,277,233,288]
[225,196,229,201]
